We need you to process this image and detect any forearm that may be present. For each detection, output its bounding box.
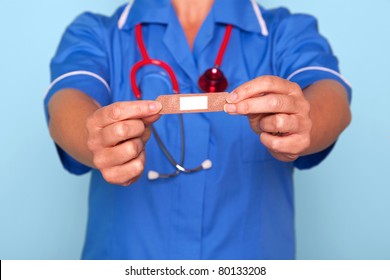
[302,79,351,156]
[48,89,100,168]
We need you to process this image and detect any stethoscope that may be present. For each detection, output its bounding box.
[130,24,233,180]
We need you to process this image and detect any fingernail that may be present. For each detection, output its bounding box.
[149,102,161,112]
[224,104,237,113]
[226,91,238,103]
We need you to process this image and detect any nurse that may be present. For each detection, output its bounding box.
[45,0,351,259]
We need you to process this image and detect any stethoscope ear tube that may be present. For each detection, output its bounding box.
[147,160,213,180]
[132,24,219,180]
[148,115,213,180]
[151,115,185,168]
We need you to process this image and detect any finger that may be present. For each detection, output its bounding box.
[227,76,301,103]
[225,94,298,115]
[100,119,145,147]
[259,114,300,134]
[260,132,310,157]
[93,138,144,169]
[122,151,146,186]
[143,114,162,126]
[101,151,146,186]
[141,126,152,143]
[96,101,162,128]
[268,150,299,162]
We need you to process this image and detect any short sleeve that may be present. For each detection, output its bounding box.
[44,12,111,175]
[272,13,352,169]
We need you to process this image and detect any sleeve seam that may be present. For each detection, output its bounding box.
[45,70,111,98]
[286,66,352,88]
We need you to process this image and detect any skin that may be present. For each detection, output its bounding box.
[49,89,162,186]
[48,0,351,186]
[172,0,214,49]
[224,77,351,162]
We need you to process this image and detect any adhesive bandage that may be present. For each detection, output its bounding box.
[156,92,228,114]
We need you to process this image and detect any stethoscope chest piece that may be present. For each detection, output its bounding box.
[198,67,228,92]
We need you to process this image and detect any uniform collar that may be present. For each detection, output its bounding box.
[118,0,268,36]
[214,0,268,36]
[118,0,171,29]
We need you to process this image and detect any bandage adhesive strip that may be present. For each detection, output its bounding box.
[156,92,228,114]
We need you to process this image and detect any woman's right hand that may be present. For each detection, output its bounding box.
[86,101,162,186]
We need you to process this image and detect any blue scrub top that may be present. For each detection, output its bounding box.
[44,0,351,259]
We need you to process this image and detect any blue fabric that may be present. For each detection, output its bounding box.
[44,0,352,259]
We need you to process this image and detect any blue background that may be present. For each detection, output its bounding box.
[0,0,389,260]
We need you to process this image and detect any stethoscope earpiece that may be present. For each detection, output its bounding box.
[147,159,213,180]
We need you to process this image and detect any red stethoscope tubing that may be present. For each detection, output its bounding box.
[214,24,233,68]
[130,23,232,99]
[130,23,233,180]
[130,24,180,99]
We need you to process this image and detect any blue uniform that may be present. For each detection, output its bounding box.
[44,0,351,259]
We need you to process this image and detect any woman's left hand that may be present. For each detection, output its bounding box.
[224,76,312,162]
